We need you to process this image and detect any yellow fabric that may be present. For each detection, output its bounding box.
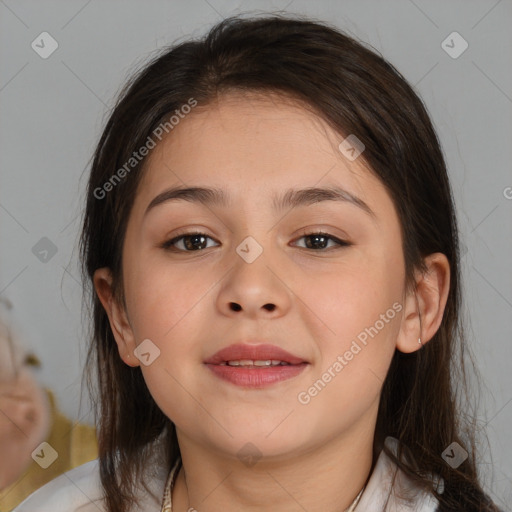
[0,388,98,511]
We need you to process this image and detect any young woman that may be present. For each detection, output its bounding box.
[14,14,503,512]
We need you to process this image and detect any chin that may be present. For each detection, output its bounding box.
[214,427,309,462]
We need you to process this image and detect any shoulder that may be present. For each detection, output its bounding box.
[12,459,106,512]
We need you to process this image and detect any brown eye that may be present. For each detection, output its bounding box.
[294,231,350,251]
[161,232,219,252]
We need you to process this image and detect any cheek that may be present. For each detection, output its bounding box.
[312,253,400,331]
[305,253,402,383]
[296,270,400,431]
[129,270,208,424]
[126,258,214,342]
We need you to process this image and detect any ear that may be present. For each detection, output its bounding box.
[93,267,140,367]
[396,253,450,354]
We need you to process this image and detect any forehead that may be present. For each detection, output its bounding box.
[134,91,391,218]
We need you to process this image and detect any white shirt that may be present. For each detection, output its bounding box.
[13,436,442,511]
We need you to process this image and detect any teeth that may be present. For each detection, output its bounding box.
[220,359,290,367]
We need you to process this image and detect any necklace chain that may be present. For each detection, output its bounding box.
[160,457,365,512]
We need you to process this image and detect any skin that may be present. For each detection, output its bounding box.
[94,91,450,512]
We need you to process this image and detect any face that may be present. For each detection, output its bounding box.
[96,92,411,461]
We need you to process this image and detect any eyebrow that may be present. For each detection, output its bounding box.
[144,185,376,219]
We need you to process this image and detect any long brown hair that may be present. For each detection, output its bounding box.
[80,14,501,512]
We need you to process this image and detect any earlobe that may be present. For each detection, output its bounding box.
[396,253,450,354]
[92,267,140,367]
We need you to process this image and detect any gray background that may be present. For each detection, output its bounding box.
[0,0,511,507]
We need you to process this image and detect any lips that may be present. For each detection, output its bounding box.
[204,342,309,388]
[204,343,307,366]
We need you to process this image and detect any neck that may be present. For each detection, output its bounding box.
[171,422,376,512]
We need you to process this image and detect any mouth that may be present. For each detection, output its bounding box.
[204,342,308,366]
[204,343,309,387]
[217,359,297,367]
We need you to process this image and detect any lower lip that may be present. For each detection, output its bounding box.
[205,363,308,388]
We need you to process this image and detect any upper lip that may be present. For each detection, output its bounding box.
[204,343,308,365]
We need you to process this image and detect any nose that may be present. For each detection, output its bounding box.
[216,244,292,319]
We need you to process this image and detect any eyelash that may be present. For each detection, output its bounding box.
[160,230,351,252]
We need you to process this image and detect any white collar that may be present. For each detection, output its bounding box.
[353,436,443,511]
